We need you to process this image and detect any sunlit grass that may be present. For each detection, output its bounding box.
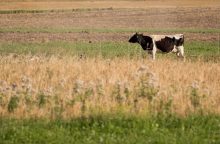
[0,55,219,119]
[0,41,219,61]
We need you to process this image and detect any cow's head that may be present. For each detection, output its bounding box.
[128,33,143,43]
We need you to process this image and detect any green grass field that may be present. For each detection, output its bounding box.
[1,115,220,144]
[0,41,219,60]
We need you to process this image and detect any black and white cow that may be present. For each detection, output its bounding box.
[128,33,185,60]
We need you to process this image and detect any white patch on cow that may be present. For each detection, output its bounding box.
[173,34,183,40]
[172,46,178,53]
[150,34,184,41]
[172,34,184,40]
[150,35,166,41]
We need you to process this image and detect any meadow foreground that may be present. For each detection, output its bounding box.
[0,0,220,143]
[0,55,219,118]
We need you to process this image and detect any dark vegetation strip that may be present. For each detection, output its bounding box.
[0,41,219,61]
[0,27,220,34]
[0,8,114,14]
[0,115,220,144]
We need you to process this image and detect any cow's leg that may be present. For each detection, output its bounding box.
[147,50,156,60]
[177,46,185,61]
[151,40,157,60]
[147,50,152,59]
[152,49,156,60]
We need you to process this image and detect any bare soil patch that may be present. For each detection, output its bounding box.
[0,8,219,29]
[0,7,219,43]
[0,32,219,43]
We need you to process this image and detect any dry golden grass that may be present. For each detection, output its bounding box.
[0,55,220,119]
[0,0,220,10]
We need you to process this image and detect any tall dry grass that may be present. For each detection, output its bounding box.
[0,55,220,119]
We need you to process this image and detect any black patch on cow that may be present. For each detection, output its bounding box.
[129,33,153,50]
[155,37,176,53]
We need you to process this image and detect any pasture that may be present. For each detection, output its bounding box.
[0,0,220,143]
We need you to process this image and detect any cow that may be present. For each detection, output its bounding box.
[128,33,185,60]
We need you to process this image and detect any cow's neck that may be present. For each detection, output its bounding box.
[137,37,147,50]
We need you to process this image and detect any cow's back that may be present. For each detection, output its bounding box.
[150,34,184,53]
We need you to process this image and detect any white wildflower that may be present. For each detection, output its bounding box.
[60,78,67,88]
[137,65,149,73]
[74,80,84,93]
[147,71,159,88]
[191,80,199,89]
